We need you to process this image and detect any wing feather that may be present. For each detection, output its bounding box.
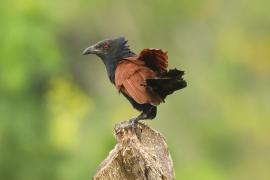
[138,48,168,72]
[115,59,162,105]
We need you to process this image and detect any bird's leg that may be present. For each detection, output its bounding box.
[129,112,147,125]
[129,106,157,126]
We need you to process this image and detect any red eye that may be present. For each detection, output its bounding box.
[103,42,109,49]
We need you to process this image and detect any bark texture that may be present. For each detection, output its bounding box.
[92,121,174,180]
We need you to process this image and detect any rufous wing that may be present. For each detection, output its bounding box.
[138,48,168,72]
[115,59,162,105]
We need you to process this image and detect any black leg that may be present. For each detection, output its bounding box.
[129,106,157,125]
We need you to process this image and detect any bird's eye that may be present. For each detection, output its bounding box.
[102,42,109,49]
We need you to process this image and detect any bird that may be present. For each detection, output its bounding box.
[83,37,187,124]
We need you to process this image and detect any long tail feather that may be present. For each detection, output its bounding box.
[146,69,187,99]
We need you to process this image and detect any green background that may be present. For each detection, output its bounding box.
[1,0,269,179]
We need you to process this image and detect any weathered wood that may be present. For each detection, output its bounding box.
[92,121,175,180]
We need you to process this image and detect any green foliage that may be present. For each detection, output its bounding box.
[0,0,269,179]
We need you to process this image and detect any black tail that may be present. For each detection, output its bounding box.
[146,69,187,99]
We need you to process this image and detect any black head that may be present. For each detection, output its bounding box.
[83,37,135,83]
[83,37,133,60]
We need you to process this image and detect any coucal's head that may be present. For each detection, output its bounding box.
[83,37,132,61]
[83,37,135,80]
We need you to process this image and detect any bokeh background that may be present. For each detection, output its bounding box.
[1,0,270,179]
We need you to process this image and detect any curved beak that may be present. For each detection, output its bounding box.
[83,45,96,55]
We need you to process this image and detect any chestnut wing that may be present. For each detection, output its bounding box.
[115,59,162,105]
[138,48,168,73]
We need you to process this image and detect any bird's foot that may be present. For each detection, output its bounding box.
[127,117,142,138]
[129,117,139,127]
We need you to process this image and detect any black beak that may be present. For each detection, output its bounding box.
[83,45,97,55]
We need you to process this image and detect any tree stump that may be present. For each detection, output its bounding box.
[92,121,175,180]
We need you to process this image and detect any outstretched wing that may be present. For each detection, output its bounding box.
[115,58,162,106]
[138,48,168,73]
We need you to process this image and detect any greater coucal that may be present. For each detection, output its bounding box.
[83,37,186,124]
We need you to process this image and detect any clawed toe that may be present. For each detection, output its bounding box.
[129,118,139,127]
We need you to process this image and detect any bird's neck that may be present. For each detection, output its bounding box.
[100,49,135,83]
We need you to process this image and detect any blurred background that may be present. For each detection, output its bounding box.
[1,0,270,179]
